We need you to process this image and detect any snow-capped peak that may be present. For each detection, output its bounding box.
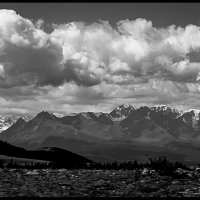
[93,112,102,117]
[152,105,169,110]
[181,109,200,131]
[65,113,78,116]
[152,105,175,111]
[0,114,34,133]
[123,104,133,109]
[151,105,182,115]
[184,109,200,115]
[52,112,66,118]
[79,112,91,119]
[115,104,135,111]
[109,104,135,121]
[185,109,200,121]
[35,111,56,121]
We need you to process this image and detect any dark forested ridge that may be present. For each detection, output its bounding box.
[0,140,94,168]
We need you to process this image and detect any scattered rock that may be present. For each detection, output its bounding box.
[0,168,198,197]
[173,168,191,178]
[25,170,39,175]
[195,168,200,173]
[141,168,149,175]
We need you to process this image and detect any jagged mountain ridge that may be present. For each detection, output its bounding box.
[1,104,200,145]
[0,114,34,133]
[120,106,196,141]
[2,104,200,164]
[109,104,135,121]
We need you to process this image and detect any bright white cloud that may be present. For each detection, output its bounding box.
[1,9,200,113]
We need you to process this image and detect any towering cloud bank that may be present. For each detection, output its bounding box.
[1,9,200,88]
[0,9,200,113]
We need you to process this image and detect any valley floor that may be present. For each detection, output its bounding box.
[0,169,200,197]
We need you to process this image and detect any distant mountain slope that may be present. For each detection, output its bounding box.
[120,105,200,141]
[109,104,135,121]
[2,104,200,164]
[0,111,113,144]
[0,114,33,132]
[2,105,200,145]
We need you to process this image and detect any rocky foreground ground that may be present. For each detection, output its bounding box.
[0,168,200,197]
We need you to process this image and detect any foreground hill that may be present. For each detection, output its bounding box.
[0,140,93,167]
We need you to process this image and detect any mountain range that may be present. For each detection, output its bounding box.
[0,114,33,133]
[1,104,200,164]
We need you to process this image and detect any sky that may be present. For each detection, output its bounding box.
[0,3,200,114]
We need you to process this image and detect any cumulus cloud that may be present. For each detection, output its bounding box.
[1,9,200,113]
[1,9,200,89]
[35,18,44,29]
